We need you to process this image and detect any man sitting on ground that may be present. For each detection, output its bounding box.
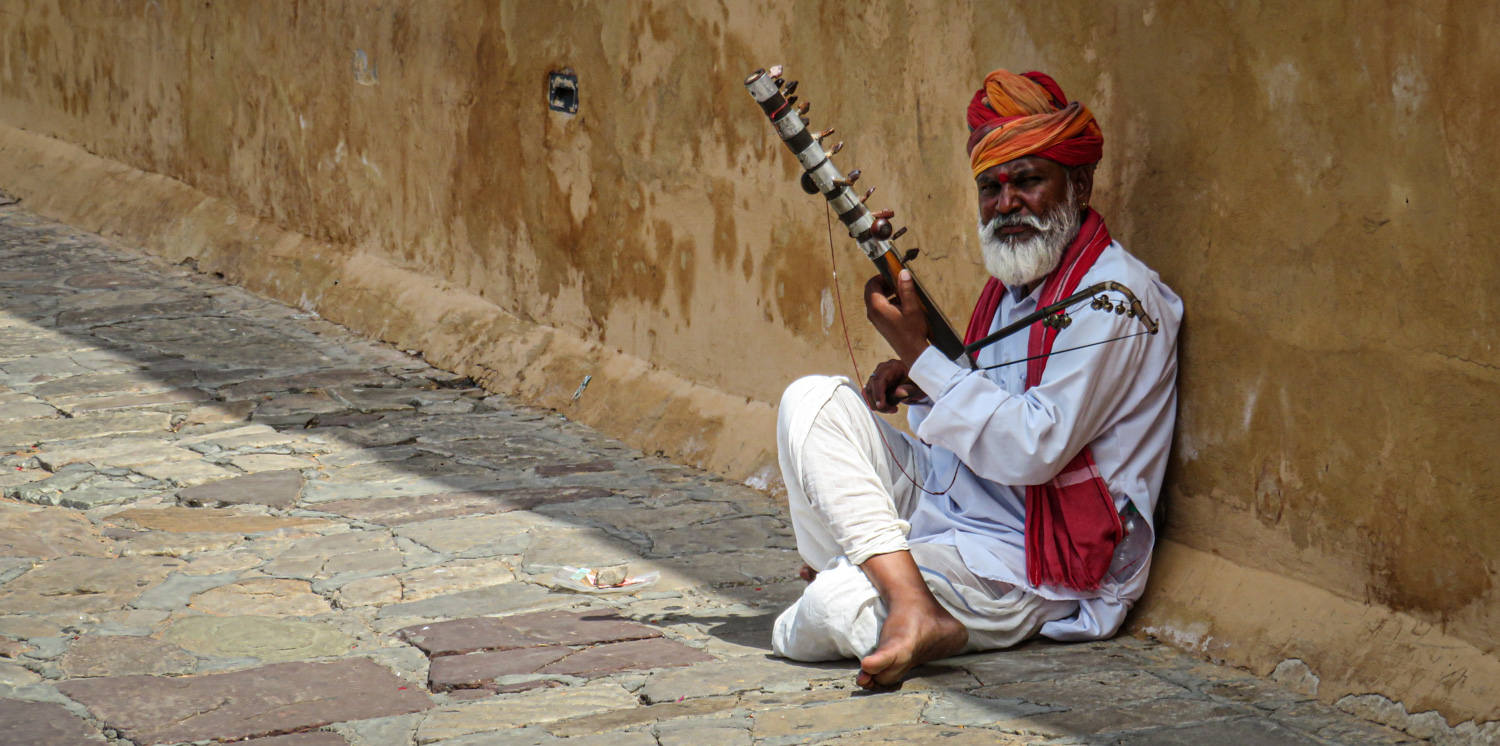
[771,69,1183,688]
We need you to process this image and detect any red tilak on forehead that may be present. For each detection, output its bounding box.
[996,173,1009,184]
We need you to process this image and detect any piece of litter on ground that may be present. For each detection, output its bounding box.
[551,565,659,595]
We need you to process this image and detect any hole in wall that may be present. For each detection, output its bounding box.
[548,70,579,115]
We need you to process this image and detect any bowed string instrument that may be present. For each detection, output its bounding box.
[743,66,1160,376]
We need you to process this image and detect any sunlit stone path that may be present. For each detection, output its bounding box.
[0,205,1417,745]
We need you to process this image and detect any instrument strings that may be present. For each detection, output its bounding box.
[823,204,963,497]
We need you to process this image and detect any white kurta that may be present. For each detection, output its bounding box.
[903,239,1183,640]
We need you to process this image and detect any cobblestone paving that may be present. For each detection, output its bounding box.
[0,204,1421,745]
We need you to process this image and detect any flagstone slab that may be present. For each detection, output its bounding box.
[59,387,213,415]
[180,548,264,574]
[751,695,926,739]
[64,271,156,289]
[265,546,404,579]
[109,528,243,558]
[375,582,563,621]
[534,460,616,478]
[174,423,286,447]
[396,609,662,657]
[59,635,197,677]
[35,441,198,470]
[107,507,331,534]
[318,486,611,527]
[240,732,349,745]
[0,555,183,613]
[640,656,850,704]
[57,658,431,745]
[957,643,1144,686]
[575,502,736,535]
[30,371,193,400]
[229,453,318,473]
[189,578,333,617]
[827,723,1034,745]
[135,458,239,487]
[0,410,172,446]
[522,527,643,569]
[416,681,637,743]
[219,369,401,401]
[1112,717,1325,745]
[975,669,1189,709]
[393,512,557,555]
[337,576,403,607]
[179,469,304,508]
[0,501,109,559]
[646,516,795,557]
[0,699,107,745]
[161,615,358,661]
[393,558,512,599]
[536,638,714,679]
[636,548,803,592]
[544,695,740,738]
[428,646,574,691]
[0,400,58,420]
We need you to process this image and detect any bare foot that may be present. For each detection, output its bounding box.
[799,564,818,583]
[856,598,968,689]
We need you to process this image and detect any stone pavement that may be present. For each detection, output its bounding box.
[0,203,1422,746]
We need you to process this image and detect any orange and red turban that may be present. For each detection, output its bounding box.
[966,70,1103,178]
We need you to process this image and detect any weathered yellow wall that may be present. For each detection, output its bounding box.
[2,0,1497,729]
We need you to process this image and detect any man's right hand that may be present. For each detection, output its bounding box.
[863,359,926,414]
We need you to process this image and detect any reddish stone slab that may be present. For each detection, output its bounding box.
[534,460,615,478]
[396,609,661,657]
[538,638,714,679]
[178,469,304,508]
[0,700,104,745]
[57,658,430,745]
[428,646,572,692]
[322,486,610,526]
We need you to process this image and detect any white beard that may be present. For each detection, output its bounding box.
[977,185,1081,286]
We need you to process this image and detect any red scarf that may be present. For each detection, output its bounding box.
[963,208,1124,591]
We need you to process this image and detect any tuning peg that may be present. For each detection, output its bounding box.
[831,179,851,189]
[847,169,861,183]
[813,128,835,142]
[901,248,920,263]
[797,102,810,115]
[828,141,844,156]
[801,115,811,127]
[870,218,894,241]
[861,186,876,203]
[872,209,895,220]
[891,226,908,241]
[769,65,784,79]
[786,95,798,107]
[784,80,799,96]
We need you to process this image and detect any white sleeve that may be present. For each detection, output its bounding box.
[904,307,1151,486]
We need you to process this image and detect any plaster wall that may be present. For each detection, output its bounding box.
[0,0,1496,728]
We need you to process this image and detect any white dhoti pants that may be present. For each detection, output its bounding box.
[771,375,1076,662]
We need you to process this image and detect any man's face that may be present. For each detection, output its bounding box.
[974,156,1092,286]
[975,156,1078,240]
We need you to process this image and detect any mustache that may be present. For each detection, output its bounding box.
[981,210,1056,238]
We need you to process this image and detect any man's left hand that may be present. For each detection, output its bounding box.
[864,269,931,368]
